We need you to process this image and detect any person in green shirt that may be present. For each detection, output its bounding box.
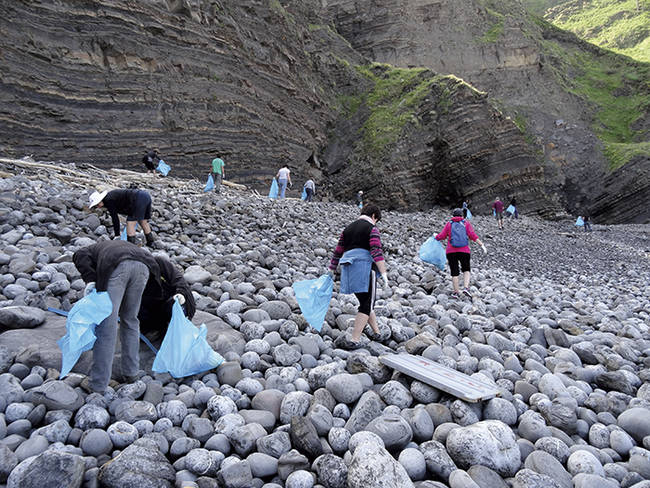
[211,157,226,193]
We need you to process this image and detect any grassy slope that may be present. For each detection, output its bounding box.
[533,18,650,169]
[544,0,650,63]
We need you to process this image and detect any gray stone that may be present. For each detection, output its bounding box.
[184,265,212,285]
[107,421,139,448]
[0,373,25,404]
[285,469,315,488]
[467,465,508,488]
[7,450,85,488]
[420,440,457,482]
[273,344,301,367]
[0,444,18,482]
[398,448,426,481]
[446,420,520,477]
[345,391,386,434]
[325,373,364,404]
[219,459,253,488]
[618,408,650,443]
[74,403,110,430]
[366,414,413,451]
[313,453,347,488]
[0,306,46,329]
[207,395,238,420]
[347,442,414,488]
[328,427,351,454]
[257,431,292,458]
[379,380,413,409]
[247,452,278,478]
[230,423,267,456]
[98,441,175,488]
[524,450,572,488]
[567,449,605,477]
[518,410,552,443]
[280,391,312,424]
[512,468,563,488]
[573,473,618,488]
[80,428,113,457]
[278,449,310,480]
[24,380,83,411]
[251,389,285,421]
[402,407,434,442]
[157,400,188,426]
[217,361,243,387]
[115,400,158,423]
[483,398,518,426]
[290,416,323,459]
[449,470,481,488]
[14,434,49,462]
[260,301,292,320]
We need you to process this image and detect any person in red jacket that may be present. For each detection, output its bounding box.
[436,208,487,298]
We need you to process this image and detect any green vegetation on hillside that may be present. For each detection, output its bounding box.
[343,64,483,157]
[536,19,650,169]
[544,0,650,62]
[522,0,570,17]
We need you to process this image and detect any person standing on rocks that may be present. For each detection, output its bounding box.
[435,208,486,298]
[329,204,388,342]
[509,196,519,219]
[492,197,505,230]
[211,156,226,194]
[462,200,470,218]
[88,188,156,247]
[276,166,292,198]
[584,215,592,232]
[303,179,316,202]
[73,240,163,393]
[138,254,195,338]
[142,149,159,174]
[356,190,363,209]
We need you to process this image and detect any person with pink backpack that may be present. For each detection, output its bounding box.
[435,208,487,298]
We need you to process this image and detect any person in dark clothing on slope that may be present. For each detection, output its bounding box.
[329,204,388,342]
[143,150,159,174]
[89,188,156,247]
[492,197,505,230]
[73,240,162,393]
[138,255,196,337]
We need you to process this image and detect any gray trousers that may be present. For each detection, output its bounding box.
[212,172,222,193]
[91,260,149,392]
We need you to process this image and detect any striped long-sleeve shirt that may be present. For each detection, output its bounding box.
[329,218,384,270]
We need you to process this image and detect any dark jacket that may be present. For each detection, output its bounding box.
[73,241,162,297]
[102,189,140,237]
[143,151,159,171]
[138,256,196,334]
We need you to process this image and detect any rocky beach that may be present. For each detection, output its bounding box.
[0,159,649,488]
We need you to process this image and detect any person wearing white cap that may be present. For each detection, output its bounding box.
[89,188,155,246]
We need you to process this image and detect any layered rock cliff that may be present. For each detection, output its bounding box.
[323,0,649,223]
[2,0,645,221]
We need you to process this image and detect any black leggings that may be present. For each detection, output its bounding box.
[354,270,376,315]
[447,252,471,277]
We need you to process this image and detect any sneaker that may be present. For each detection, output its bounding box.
[462,288,472,298]
[450,290,461,298]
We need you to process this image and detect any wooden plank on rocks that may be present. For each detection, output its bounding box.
[380,353,500,403]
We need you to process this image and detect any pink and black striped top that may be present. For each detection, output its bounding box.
[329,218,385,270]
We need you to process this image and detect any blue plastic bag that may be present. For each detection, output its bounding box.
[204,174,215,192]
[269,178,279,199]
[301,188,307,201]
[466,209,473,220]
[152,300,224,378]
[419,236,446,270]
[57,290,113,378]
[575,217,584,226]
[156,160,171,176]
[506,204,515,215]
[120,223,138,241]
[292,274,333,332]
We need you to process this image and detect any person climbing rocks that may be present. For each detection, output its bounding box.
[138,254,195,338]
[584,215,592,232]
[276,166,292,198]
[509,197,519,219]
[493,197,505,230]
[329,204,388,342]
[142,149,159,174]
[211,156,226,194]
[462,200,470,218]
[73,240,163,393]
[435,208,486,298]
[303,179,315,202]
[356,190,363,209]
[88,188,156,247]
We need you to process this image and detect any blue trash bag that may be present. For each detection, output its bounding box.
[493,208,496,216]
[120,222,138,241]
[156,160,171,176]
[506,204,516,215]
[466,209,473,220]
[419,236,446,270]
[292,274,333,332]
[269,178,279,199]
[57,290,113,378]
[301,187,307,201]
[152,300,224,378]
[575,216,584,226]
[204,174,215,192]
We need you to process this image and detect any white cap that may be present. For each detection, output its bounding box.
[88,190,108,208]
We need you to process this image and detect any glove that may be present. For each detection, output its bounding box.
[173,293,186,305]
[84,282,96,296]
[381,274,389,289]
[481,244,487,254]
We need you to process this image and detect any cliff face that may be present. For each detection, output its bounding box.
[323,0,649,223]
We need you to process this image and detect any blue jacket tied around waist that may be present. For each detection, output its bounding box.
[339,248,373,294]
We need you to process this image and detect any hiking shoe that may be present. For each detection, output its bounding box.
[462,288,472,298]
[450,290,461,299]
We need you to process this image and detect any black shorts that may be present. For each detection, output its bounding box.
[447,252,471,277]
[354,270,376,315]
[127,191,152,221]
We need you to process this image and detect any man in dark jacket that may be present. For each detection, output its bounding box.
[139,255,196,337]
[73,240,162,393]
[88,188,155,247]
[142,149,159,173]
